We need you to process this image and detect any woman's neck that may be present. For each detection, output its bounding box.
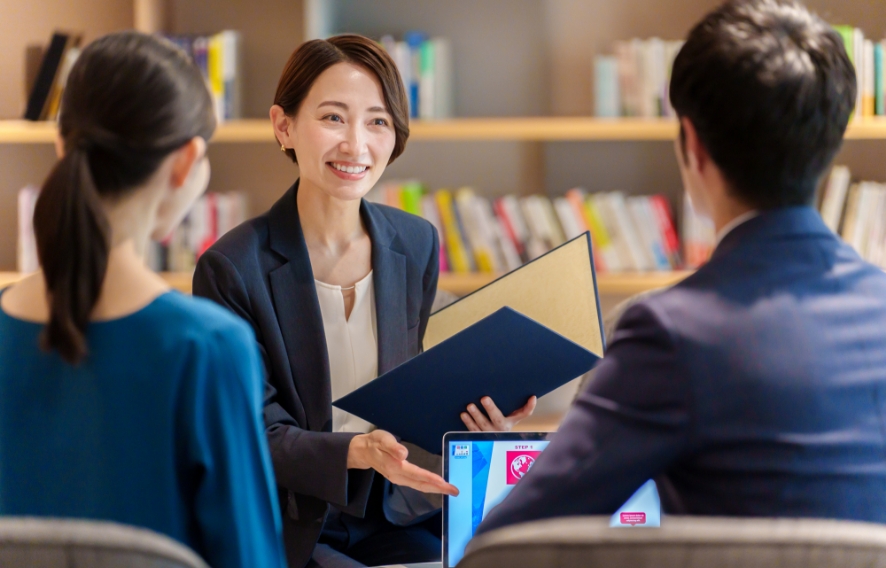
[1,188,168,323]
[297,178,366,253]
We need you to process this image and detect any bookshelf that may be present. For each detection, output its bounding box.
[3,0,886,296]
[5,118,886,144]
[0,270,692,297]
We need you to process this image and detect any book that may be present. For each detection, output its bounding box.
[366,183,683,274]
[877,42,885,117]
[455,188,498,273]
[432,38,454,119]
[147,191,247,272]
[604,37,683,118]
[421,194,449,273]
[863,39,875,117]
[819,165,852,233]
[493,196,526,262]
[334,234,603,453]
[594,55,620,118]
[628,196,670,270]
[649,195,681,268]
[164,31,242,121]
[24,32,82,121]
[840,183,861,245]
[335,307,598,453]
[43,44,81,121]
[382,33,453,120]
[405,31,425,119]
[17,186,40,273]
[435,190,473,273]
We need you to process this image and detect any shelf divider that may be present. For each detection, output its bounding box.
[4,117,886,144]
[0,270,692,297]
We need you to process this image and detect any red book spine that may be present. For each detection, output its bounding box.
[650,195,679,263]
[493,198,524,257]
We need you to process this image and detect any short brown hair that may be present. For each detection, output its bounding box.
[274,34,409,164]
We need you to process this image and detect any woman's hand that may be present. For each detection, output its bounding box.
[460,396,537,432]
[347,430,458,496]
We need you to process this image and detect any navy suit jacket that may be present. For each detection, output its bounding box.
[193,181,439,568]
[479,206,886,534]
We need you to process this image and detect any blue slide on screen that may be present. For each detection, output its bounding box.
[447,440,660,566]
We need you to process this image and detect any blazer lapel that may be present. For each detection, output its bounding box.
[268,181,332,432]
[362,201,408,375]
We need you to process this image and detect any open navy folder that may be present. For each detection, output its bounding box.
[333,306,600,453]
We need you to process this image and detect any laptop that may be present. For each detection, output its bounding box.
[442,431,661,567]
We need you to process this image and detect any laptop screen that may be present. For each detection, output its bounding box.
[443,433,661,567]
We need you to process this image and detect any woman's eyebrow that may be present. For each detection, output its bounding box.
[318,101,388,114]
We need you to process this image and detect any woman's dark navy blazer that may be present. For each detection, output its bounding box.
[192,180,439,568]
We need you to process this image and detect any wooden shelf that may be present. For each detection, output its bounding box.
[1,270,691,297]
[440,270,690,296]
[4,117,886,144]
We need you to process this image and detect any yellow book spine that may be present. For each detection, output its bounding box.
[208,34,225,119]
[864,95,876,117]
[583,199,613,248]
[435,190,471,273]
[474,250,495,273]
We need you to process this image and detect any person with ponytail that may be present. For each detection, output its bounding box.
[0,31,286,568]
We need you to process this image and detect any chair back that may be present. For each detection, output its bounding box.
[0,518,208,568]
[460,516,886,568]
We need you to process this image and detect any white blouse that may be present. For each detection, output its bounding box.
[314,270,378,433]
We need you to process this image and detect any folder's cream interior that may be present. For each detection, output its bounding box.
[425,235,604,356]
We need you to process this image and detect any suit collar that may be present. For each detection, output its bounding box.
[362,201,408,375]
[712,206,831,260]
[266,181,409,429]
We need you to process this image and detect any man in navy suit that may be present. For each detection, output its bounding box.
[478,0,886,534]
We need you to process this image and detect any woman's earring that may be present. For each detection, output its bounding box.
[280,143,286,152]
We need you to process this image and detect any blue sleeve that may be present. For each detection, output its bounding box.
[181,319,287,568]
[476,301,692,535]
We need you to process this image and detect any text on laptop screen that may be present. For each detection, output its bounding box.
[446,439,661,566]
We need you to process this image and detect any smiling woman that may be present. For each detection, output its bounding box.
[191,34,535,568]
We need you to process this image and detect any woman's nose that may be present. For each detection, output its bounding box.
[340,124,367,156]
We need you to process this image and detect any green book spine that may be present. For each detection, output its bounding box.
[401,182,424,216]
[834,25,855,65]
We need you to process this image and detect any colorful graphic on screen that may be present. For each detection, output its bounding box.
[506,450,541,484]
[446,440,661,566]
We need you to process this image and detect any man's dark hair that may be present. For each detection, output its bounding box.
[670,0,856,209]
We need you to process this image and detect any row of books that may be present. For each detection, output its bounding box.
[164,31,243,123]
[366,183,710,274]
[835,26,886,119]
[379,33,453,120]
[17,186,247,274]
[594,38,684,118]
[819,165,886,268]
[24,32,82,121]
[145,191,248,272]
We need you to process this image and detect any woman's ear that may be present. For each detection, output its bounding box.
[270,104,295,149]
[169,137,207,189]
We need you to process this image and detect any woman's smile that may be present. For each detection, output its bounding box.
[327,160,370,180]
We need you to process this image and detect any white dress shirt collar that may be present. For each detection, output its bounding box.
[715,210,760,246]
